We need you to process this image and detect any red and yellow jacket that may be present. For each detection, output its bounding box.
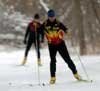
[42,19,67,45]
[45,29,64,44]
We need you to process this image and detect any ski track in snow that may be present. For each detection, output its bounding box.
[0,48,100,91]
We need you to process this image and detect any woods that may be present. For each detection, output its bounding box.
[0,0,100,54]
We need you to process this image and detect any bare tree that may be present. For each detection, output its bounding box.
[73,0,86,55]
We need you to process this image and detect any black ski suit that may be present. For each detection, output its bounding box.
[41,19,77,77]
[24,20,44,59]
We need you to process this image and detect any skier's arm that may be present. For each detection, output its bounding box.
[59,23,72,38]
[24,25,30,44]
[59,23,68,33]
[39,22,45,43]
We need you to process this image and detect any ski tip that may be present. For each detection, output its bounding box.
[78,79,93,83]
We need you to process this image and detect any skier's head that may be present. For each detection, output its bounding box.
[48,9,55,17]
[34,13,40,19]
[47,9,56,22]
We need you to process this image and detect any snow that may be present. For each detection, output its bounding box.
[0,34,15,39]
[0,48,100,91]
[98,0,100,3]
[39,0,49,12]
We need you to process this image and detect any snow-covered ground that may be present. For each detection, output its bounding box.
[0,48,100,91]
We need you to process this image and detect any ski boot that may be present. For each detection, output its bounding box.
[21,57,27,65]
[38,58,42,66]
[50,77,56,84]
[74,73,82,81]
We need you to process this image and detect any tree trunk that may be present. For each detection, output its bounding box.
[74,0,86,55]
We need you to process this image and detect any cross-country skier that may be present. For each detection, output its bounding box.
[41,9,81,84]
[22,14,44,66]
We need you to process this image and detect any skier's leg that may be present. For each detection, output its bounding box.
[22,40,33,65]
[37,42,40,59]
[34,40,41,66]
[58,41,81,80]
[58,41,80,78]
[48,44,57,84]
[25,40,33,58]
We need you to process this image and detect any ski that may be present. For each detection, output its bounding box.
[8,79,93,87]
[41,79,93,86]
[30,79,93,86]
[8,82,42,87]
[77,79,93,83]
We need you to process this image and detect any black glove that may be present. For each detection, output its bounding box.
[23,39,27,44]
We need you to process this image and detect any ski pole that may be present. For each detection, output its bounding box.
[65,35,91,81]
[74,47,93,82]
[34,22,41,85]
[73,46,90,81]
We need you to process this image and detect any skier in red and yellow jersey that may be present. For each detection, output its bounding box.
[41,9,81,84]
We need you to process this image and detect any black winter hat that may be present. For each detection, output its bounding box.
[34,14,40,19]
